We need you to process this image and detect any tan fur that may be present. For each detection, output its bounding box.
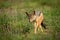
[26,11,44,34]
[34,12,43,34]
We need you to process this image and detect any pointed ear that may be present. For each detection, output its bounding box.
[33,10,35,15]
[25,12,29,16]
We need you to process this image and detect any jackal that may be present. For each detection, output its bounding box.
[25,10,47,34]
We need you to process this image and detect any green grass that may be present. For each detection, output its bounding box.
[0,0,60,40]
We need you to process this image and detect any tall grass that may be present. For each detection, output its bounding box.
[0,0,60,40]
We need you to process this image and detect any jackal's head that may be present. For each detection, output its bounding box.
[25,11,36,22]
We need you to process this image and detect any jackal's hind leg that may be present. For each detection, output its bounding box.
[40,26,43,32]
[38,26,40,31]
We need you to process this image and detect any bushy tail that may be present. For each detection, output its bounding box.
[41,21,47,29]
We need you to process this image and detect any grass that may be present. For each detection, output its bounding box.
[0,0,60,40]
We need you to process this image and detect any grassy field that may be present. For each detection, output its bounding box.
[0,0,60,40]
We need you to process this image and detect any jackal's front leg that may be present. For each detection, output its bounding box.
[34,23,37,34]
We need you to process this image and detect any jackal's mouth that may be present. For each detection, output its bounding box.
[29,19,36,22]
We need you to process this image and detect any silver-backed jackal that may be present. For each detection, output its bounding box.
[25,10,47,34]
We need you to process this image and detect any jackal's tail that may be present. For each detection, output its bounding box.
[41,21,47,29]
